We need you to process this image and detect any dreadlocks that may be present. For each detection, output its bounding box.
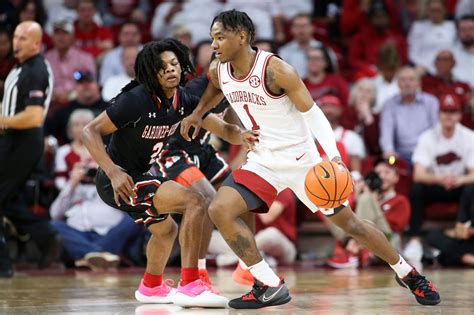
[111,38,195,104]
[211,9,255,44]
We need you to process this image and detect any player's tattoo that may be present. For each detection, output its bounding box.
[265,67,282,95]
[227,233,253,259]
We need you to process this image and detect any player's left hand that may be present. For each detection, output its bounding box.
[240,129,259,150]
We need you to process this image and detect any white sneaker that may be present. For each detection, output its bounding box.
[403,239,423,264]
[171,279,228,308]
[135,279,176,304]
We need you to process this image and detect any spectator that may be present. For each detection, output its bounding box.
[452,15,474,89]
[341,78,381,156]
[422,49,471,100]
[276,0,312,21]
[98,0,149,26]
[193,40,212,77]
[421,49,473,129]
[318,95,366,173]
[45,20,96,108]
[16,0,53,50]
[208,189,297,270]
[254,39,276,53]
[74,0,113,59]
[303,46,348,105]
[426,204,474,267]
[50,109,143,269]
[379,66,439,162]
[340,0,402,37]
[373,43,401,114]
[102,46,137,101]
[408,0,456,75]
[404,94,474,265]
[99,21,141,86]
[44,0,103,35]
[0,27,16,100]
[279,13,334,79]
[46,71,108,144]
[455,0,474,19]
[326,157,411,268]
[348,0,407,79]
[150,0,223,46]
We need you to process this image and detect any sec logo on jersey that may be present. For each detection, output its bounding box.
[249,75,261,88]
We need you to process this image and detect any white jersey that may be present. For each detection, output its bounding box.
[217,49,314,152]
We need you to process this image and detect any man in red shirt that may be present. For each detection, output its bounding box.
[327,157,411,268]
[421,50,473,128]
[348,0,407,80]
[74,0,113,59]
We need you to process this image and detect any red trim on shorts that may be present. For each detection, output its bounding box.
[175,166,205,187]
[231,169,277,209]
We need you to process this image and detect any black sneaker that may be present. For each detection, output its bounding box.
[396,269,441,305]
[228,278,291,309]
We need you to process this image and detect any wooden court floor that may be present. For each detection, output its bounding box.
[1,266,472,314]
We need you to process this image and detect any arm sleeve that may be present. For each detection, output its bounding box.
[301,104,340,160]
[105,93,141,129]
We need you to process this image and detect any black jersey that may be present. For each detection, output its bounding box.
[105,84,199,173]
[1,54,53,132]
[165,73,230,154]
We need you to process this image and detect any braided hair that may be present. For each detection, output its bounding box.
[211,9,255,44]
[111,38,195,103]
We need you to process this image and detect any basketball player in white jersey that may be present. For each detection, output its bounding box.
[181,10,441,309]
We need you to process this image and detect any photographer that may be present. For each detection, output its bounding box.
[50,109,142,269]
[326,158,411,268]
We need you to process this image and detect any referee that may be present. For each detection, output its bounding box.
[0,21,54,277]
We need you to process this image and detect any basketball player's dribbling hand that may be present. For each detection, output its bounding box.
[108,167,136,206]
[240,129,259,150]
[180,112,203,141]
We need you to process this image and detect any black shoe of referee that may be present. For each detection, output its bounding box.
[228,278,291,309]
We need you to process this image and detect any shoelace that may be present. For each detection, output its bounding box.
[409,274,431,292]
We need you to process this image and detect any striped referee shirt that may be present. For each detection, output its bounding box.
[1,54,53,130]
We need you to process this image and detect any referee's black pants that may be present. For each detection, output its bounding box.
[0,129,55,270]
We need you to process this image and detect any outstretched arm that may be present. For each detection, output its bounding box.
[266,57,341,161]
[180,60,224,141]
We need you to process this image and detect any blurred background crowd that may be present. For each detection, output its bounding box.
[0,0,473,275]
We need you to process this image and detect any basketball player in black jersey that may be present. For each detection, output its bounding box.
[82,38,257,308]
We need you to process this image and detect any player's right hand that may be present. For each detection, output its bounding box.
[180,112,203,141]
[108,167,136,206]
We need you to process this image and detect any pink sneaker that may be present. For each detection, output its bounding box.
[135,279,176,303]
[171,279,228,308]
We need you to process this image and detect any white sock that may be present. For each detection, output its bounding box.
[238,259,248,270]
[390,255,414,278]
[198,258,206,270]
[248,259,280,287]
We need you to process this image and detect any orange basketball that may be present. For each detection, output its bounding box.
[304,161,353,209]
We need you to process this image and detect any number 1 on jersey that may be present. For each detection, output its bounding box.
[243,104,260,131]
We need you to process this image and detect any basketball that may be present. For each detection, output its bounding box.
[304,161,353,209]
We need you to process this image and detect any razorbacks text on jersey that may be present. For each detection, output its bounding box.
[217,49,314,152]
[105,85,199,173]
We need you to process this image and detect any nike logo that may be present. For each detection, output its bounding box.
[222,81,230,84]
[321,166,330,179]
[296,153,305,161]
[261,285,284,302]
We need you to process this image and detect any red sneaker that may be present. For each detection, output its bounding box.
[199,269,220,294]
[232,264,254,286]
[326,250,359,269]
